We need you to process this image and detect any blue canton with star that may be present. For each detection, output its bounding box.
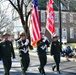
[32,0,38,7]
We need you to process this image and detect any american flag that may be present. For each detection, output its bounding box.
[30,0,41,46]
[46,0,54,35]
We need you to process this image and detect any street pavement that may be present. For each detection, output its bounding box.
[0,50,76,75]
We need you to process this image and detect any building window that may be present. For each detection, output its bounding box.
[70,28,74,39]
[41,11,46,22]
[70,13,73,23]
[55,28,59,36]
[62,28,67,39]
[62,28,67,43]
[62,13,66,23]
[41,27,45,33]
[54,12,59,22]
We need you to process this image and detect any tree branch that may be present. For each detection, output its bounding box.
[21,0,23,9]
[8,0,19,12]
[17,0,21,11]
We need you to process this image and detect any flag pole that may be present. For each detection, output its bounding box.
[59,0,62,51]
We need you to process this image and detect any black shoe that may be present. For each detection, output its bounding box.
[57,70,61,74]
[22,73,27,75]
[38,67,42,73]
[41,68,46,75]
[42,74,46,75]
[52,65,56,71]
[42,72,46,75]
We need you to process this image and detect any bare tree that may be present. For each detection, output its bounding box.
[7,0,33,49]
[8,0,31,36]
[0,1,14,33]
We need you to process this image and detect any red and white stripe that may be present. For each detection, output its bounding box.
[30,5,40,46]
[46,0,55,35]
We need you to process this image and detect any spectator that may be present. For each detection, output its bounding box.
[62,43,72,61]
[72,46,76,61]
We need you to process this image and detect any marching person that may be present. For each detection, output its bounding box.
[0,32,15,75]
[17,32,30,75]
[50,34,61,74]
[37,32,50,75]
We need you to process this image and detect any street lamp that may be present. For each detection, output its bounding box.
[59,0,62,51]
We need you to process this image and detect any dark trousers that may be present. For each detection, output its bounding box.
[38,54,47,73]
[53,54,60,71]
[2,57,12,75]
[20,54,30,75]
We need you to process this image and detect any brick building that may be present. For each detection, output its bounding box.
[39,10,76,43]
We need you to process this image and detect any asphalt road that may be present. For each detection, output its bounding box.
[0,51,76,75]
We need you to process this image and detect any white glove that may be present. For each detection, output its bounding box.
[12,58,16,62]
[25,39,29,46]
[0,60,2,64]
[43,40,46,42]
[43,36,47,42]
[25,42,28,46]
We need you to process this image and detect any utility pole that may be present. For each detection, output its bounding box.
[59,0,62,51]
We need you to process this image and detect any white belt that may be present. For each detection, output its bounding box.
[20,48,28,53]
[41,45,47,50]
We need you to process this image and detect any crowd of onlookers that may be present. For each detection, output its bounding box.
[62,43,76,61]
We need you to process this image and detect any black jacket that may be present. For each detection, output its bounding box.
[51,40,61,55]
[37,36,50,55]
[17,39,30,56]
[0,40,15,60]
